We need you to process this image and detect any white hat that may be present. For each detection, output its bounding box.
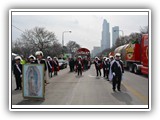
[29,55,35,60]
[53,57,58,60]
[15,56,22,60]
[105,57,109,61]
[115,53,121,57]
[35,51,43,56]
[47,56,51,59]
[78,56,82,58]
[109,56,114,59]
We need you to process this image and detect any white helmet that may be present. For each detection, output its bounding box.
[35,51,43,56]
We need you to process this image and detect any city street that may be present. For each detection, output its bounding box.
[11,65,148,105]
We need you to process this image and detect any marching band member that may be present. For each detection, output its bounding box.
[76,56,83,76]
[102,57,107,78]
[53,57,59,76]
[94,57,102,77]
[111,53,124,92]
[109,55,115,81]
[105,57,110,80]
[28,55,35,64]
[47,56,53,78]
[13,56,22,90]
[34,51,49,84]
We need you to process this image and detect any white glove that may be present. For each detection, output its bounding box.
[113,72,115,76]
[20,75,22,78]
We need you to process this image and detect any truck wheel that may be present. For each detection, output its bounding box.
[134,65,141,74]
[134,65,138,74]
[129,64,133,72]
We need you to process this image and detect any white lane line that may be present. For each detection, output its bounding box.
[88,75,96,77]
[65,76,81,105]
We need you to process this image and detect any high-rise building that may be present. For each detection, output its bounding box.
[101,19,110,51]
[91,46,101,57]
[112,26,119,47]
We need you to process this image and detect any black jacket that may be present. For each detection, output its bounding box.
[94,60,102,69]
[13,63,22,76]
[34,59,47,71]
[53,60,59,71]
[47,60,53,72]
[111,60,124,76]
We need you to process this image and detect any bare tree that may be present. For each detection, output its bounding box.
[66,41,81,53]
[114,35,129,47]
[12,27,62,58]
[140,26,148,34]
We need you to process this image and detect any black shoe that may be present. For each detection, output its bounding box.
[118,89,121,92]
[20,88,22,90]
[113,89,116,92]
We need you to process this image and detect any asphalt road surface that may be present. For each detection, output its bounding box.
[11,65,148,105]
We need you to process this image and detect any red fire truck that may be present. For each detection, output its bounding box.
[114,34,148,75]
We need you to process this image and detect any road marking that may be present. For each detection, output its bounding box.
[123,82,148,104]
[88,75,104,79]
[65,77,81,105]
[88,75,96,77]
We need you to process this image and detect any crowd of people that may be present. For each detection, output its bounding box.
[12,51,124,92]
[93,53,124,92]
[68,56,91,75]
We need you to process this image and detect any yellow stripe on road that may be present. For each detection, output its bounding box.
[123,82,148,104]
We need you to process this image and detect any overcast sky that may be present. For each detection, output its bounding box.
[12,11,148,51]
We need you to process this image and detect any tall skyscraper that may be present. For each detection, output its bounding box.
[92,46,101,57]
[112,26,119,47]
[101,19,110,51]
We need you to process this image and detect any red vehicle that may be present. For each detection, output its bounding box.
[114,34,148,75]
[75,48,90,58]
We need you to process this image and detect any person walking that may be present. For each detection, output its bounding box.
[105,58,110,80]
[94,57,102,77]
[34,51,49,84]
[87,57,91,69]
[13,56,22,90]
[28,55,35,64]
[76,56,83,76]
[111,53,124,92]
[47,56,53,78]
[69,58,75,72]
[102,57,107,78]
[108,55,115,81]
[53,57,59,76]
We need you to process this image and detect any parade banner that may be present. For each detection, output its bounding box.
[22,64,45,99]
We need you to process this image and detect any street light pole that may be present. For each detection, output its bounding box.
[62,31,72,46]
